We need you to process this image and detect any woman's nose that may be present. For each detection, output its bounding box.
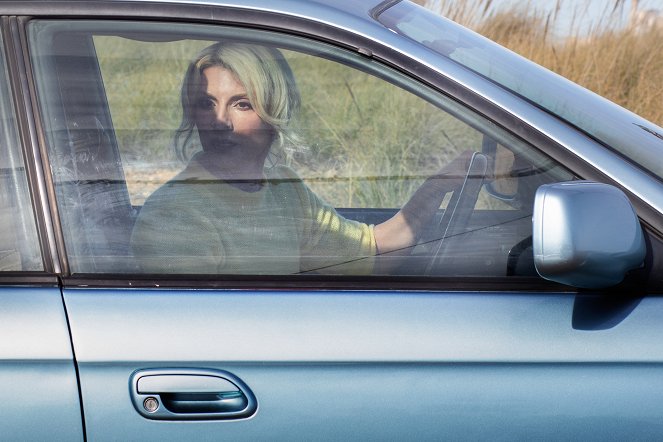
[212,108,232,130]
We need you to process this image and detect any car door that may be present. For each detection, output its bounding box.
[0,23,83,440]
[21,6,663,441]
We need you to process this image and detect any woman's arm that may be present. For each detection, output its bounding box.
[373,151,474,256]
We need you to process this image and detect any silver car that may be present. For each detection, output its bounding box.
[2,0,663,440]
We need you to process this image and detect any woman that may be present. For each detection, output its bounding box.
[130,42,471,274]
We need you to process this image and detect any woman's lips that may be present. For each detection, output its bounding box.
[201,133,237,149]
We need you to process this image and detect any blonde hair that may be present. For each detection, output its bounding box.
[176,42,301,161]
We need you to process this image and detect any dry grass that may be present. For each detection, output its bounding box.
[426,0,663,126]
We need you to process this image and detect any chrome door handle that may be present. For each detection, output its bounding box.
[130,369,257,420]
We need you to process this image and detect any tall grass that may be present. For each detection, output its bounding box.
[427,0,663,127]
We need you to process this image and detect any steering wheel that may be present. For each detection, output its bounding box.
[424,152,488,275]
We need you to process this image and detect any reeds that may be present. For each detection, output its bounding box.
[431,0,663,126]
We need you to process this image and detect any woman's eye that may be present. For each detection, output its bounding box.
[198,98,215,110]
[235,100,253,111]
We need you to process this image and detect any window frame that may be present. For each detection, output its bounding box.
[0,17,60,285]
[30,20,567,286]
[11,3,660,292]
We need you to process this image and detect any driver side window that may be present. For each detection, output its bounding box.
[30,20,574,277]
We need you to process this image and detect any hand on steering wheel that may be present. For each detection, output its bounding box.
[425,152,488,275]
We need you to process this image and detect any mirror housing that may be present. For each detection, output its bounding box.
[533,181,645,289]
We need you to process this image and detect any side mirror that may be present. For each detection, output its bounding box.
[533,181,645,289]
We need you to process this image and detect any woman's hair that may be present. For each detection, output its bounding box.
[175,42,301,161]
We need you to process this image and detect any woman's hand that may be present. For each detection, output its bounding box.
[426,150,476,194]
[373,150,476,261]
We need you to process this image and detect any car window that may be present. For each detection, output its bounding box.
[29,20,574,278]
[0,34,42,272]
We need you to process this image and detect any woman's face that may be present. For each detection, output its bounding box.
[194,66,274,167]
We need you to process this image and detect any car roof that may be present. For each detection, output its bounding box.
[0,0,382,19]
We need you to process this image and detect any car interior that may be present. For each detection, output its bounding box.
[31,22,573,278]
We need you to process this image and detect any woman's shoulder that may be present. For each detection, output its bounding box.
[267,164,309,195]
[139,167,214,215]
[267,164,333,214]
[267,164,302,180]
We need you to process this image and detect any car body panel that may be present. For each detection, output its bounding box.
[0,287,83,441]
[76,363,663,440]
[65,288,663,440]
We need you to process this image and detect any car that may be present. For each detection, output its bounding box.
[2,0,663,440]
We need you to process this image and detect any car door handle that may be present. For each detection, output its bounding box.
[130,369,257,420]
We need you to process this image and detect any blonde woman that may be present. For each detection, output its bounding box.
[130,42,471,274]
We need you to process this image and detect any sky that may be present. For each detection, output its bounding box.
[436,0,663,37]
[485,0,662,37]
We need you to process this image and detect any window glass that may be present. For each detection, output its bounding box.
[0,34,42,271]
[29,20,573,277]
[376,1,663,183]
